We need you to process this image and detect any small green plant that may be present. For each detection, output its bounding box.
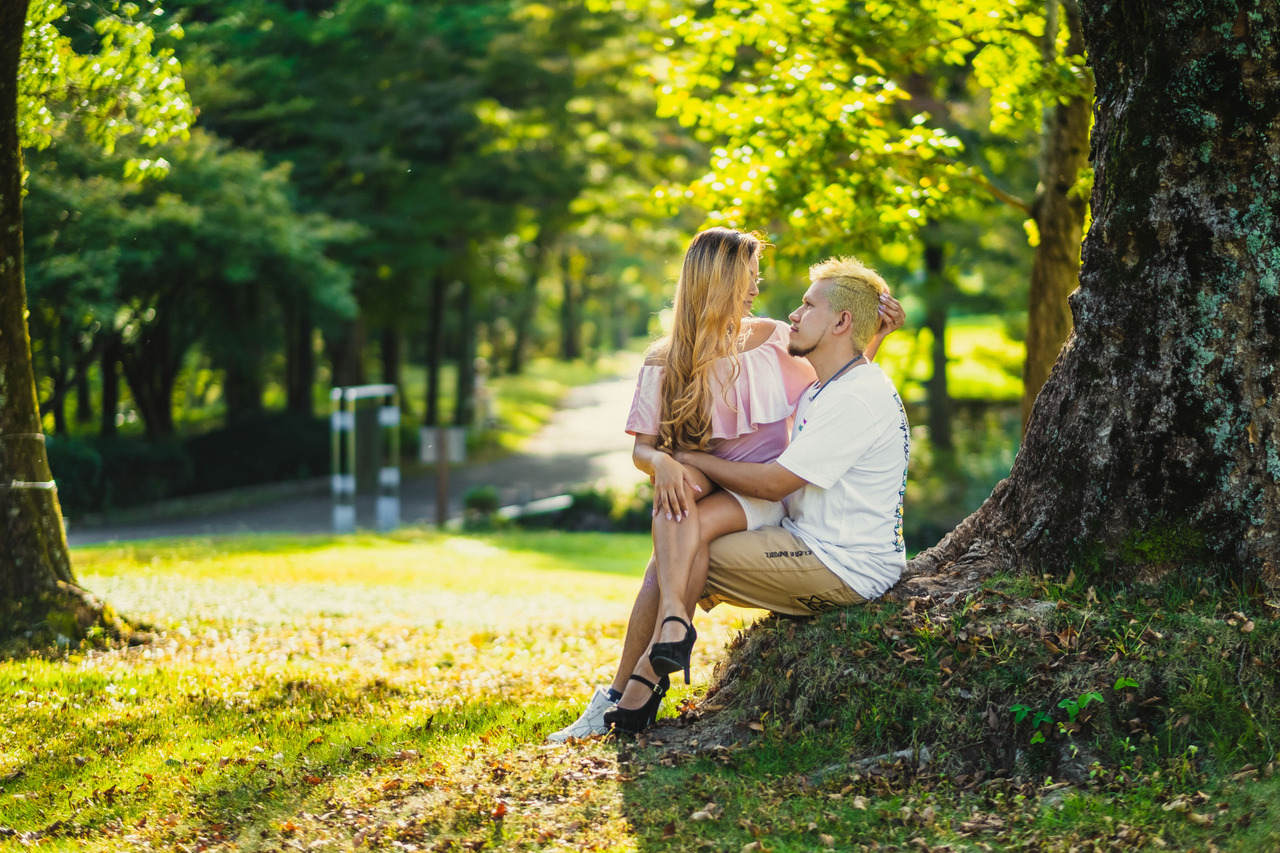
[1058,691,1103,723]
[1011,690,1104,745]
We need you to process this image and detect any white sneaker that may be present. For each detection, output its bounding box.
[546,686,614,742]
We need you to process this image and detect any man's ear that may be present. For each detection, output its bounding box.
[833,310,853,336]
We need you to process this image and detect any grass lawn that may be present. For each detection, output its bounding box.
[2,532,1278,852]
[0,531,760,851]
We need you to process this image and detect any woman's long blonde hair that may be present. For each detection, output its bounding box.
[652,227,762,453]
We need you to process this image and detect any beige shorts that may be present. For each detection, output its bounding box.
[699,526,867,617]
[726,490,786,530]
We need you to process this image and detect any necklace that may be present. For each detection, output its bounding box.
[807,353,866,402]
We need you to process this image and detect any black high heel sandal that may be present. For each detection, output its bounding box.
[603,673,670,734]
[649,615,697,684]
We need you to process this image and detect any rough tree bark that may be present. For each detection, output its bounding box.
[0,2,124,641]
[1022,0,1093,431]
[910,0,1280,590]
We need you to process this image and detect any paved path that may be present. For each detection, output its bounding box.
[68,356,645,544]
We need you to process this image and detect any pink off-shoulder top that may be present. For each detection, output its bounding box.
[625,320,818,463]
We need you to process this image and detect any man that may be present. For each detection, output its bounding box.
[548,256,909,741]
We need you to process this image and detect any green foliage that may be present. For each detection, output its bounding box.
[45,412,328,515]
[24,128,358,435]
[646,0,1086,253]
[21,0,193,175]
[901,403,1020,550]
[462,485,502,529]
[513,483,654,532]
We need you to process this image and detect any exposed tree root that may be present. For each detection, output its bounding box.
[0,581,151,654]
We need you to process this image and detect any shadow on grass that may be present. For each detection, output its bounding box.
[0,668,567,849]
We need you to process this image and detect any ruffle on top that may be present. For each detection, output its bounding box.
[626,320,817,441]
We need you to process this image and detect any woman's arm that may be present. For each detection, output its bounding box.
[633,434,708,521]
[864,293,906,362]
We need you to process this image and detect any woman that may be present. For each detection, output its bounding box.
[600,227,902,733]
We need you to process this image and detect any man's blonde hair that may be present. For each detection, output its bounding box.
[809,256,889,352]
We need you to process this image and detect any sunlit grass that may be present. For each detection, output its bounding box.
[4,533,1279,851]
[0,531,762,850]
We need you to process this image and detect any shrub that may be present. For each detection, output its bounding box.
[45,436,104,517]
[97,438,194,509]
[183,411,328,494]
[514,483,653,533]
[45,436,193,516]
[463,485,502,530]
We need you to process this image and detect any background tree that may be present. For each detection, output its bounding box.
[2,0,192,638]
[911,0,1279,588]
[648,0,1092,438]
[179,0,538,423]
[24,129,357,437]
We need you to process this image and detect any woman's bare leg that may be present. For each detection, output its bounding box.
[683,493,752,617]
[617,491,747,709]
[608,466,716,698]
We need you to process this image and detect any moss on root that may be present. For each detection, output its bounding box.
[689,573,1280,786]
[0,581,148,657]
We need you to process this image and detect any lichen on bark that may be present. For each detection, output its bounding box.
[910,0,1280,591]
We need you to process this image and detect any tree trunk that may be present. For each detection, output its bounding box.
[1022,0,1092,430]
[49,355,68,436]
[910,0,1280,591]
[921,232,953,452]
[222,359,264,424]
[0,3,125,642]
[559,248,581,361]
[285,302,315,415]
[118,321,182,438]
[74,337,93,425]
[380,326,401,387]
[424,274,447,426]
[508,236,547,375]
[454,283,475,428]
[99,334,120,438]
[327,317,366,389]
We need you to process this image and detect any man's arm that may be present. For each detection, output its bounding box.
[674,451,808,502]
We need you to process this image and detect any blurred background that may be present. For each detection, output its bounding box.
[27,0,1091,552]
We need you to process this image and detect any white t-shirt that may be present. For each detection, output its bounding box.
[777,363,909,599]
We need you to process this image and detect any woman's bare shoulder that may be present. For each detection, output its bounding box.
[741,318,787,352]
[643,338,670,367]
